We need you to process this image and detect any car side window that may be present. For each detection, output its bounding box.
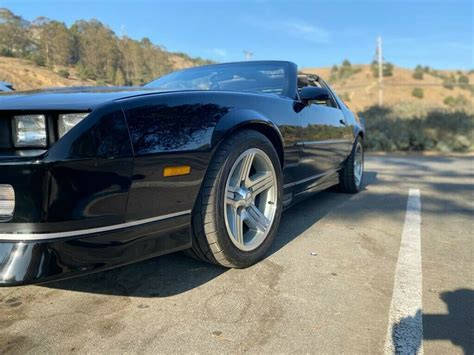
[297,74,338,109]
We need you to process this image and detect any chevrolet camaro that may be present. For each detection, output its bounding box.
[0,61,365,286]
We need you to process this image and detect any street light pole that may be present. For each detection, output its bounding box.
[377,36,383,106]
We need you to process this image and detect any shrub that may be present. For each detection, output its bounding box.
[76,64,96,81]
[371,60,394,77]
[443,96,455,106]
[413,65,424,80]
[359,106,473,152]
[443,95,469,108]
[342,59,351,67]
[0,49,14,57]
[443,75,456,90]
[329,60,361,82]
[340,92,351,102]
[458,75,470,89]
[57,69,70,78]
[412,88,424,99]
[31,54,46,67]
[383,62,394,77]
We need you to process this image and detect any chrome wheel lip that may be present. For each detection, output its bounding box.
[354,142,364,187]
[224,148,277,252]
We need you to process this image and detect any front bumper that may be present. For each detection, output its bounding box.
[0,149,193,286]
[0,212,191,286]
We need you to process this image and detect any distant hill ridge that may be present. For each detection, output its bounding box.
[1,8,472,112]
[302,62,473,112]
[0,8,212,87]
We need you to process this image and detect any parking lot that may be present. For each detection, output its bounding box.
[0,155,472,354]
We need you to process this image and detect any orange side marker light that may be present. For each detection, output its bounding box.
[163,166,191,177]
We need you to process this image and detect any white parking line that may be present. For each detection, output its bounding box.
[384,189,423,355]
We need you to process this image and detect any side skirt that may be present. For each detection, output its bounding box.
[282,170,340,209]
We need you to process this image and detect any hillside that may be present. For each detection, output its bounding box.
[0,8,213,88]
[302,64,473,112]
[0,54,202,91]
[0,56,95,90]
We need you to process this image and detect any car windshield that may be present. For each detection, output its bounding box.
[145,62,290,97]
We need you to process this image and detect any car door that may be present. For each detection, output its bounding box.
[295,76,353,191]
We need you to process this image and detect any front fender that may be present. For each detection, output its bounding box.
[211,109,284,150]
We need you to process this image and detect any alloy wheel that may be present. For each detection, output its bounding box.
[354,142,364,187]
[224,148,278,251]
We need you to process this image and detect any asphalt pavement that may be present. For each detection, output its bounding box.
[0,154,472,354]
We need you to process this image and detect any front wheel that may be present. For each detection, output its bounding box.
[187,130,283,268]
[338,137,364,193]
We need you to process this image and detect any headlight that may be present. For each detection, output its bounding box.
[13,115,47,147]
[58,113,89,138]
[0,185,15,220]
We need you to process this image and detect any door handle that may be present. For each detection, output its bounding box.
[339,119,347,126]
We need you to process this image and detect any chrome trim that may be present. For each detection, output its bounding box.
[302,139,352,146]
[0,210,192,241]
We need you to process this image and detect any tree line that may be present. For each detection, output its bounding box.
[0,8,213,85]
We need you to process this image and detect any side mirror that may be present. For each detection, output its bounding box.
[300,87,330,103]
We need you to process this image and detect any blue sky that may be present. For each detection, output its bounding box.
[1,0,472,69]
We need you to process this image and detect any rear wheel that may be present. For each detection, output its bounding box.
[338,137,364,193]
[187,129,283,268]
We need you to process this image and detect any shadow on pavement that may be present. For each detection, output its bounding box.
[43,172,377,298]
[423,288,474,355]
[392,288,474,355]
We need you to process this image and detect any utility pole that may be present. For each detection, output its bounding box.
[377,36,383,106]
[243,50,253,61]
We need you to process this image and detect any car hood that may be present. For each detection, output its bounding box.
[0,86,168,111]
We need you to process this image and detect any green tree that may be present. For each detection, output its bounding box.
[32,17,73,66]
[0,8,31,57]
[0,8,214,86]
[71,20,123,83]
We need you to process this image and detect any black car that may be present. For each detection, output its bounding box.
[0,61,364,286]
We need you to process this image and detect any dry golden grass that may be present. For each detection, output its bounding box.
[0,55,202,91]
[302,65,473,112]
[168,54,199,70]
[0,56,96,91]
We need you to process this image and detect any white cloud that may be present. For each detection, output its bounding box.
[246,16,330,44]
[282,20,330,43]
[212,48,228,57]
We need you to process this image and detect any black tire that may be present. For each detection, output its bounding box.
[338,136,364,193]
[186,129,283,268]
